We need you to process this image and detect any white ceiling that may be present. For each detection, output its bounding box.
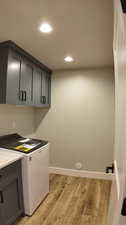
[0,0,113,70]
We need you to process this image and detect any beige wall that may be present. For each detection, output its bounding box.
[0,105,35,136]
[0,68,114,173]
[35,68,115,172]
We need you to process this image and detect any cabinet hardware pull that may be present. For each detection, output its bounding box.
[23,91,27,101]
[25,91,27,101]
[0,191,4,203]
[41,96,46,104]
[19,90,24,101]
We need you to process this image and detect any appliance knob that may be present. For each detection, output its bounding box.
[29,156,32,161]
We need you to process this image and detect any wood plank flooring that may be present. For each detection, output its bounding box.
[14,174,111,225]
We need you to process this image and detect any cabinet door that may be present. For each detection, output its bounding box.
[6,50,20,104]
[33,68,42,106]
[41,71,51,107]
[0,162,23,225]
[19,59,33,105]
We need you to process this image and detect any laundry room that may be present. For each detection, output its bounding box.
[0,1,126,225]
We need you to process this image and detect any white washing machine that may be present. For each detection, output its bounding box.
[21,143,49,216]
[0,134,49,216]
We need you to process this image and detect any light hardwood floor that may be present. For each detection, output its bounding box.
[15,174,111,225]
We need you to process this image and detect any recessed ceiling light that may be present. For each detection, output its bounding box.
[39,23,53,33]
[64,56,74,62]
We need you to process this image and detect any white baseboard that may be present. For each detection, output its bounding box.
[49,167,113,180]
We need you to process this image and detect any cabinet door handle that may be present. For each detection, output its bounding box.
[23,91,27,101]
[41,96,46,104]
[0,191,4,203]
[19,90,24,101]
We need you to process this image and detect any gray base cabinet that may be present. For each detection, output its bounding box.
[0,40,52,107]
[0,160,24,225]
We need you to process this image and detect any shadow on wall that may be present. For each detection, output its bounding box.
[34,108,50,132]
[0,105,35,137]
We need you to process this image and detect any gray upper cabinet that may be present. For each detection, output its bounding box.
[0,40,52,107]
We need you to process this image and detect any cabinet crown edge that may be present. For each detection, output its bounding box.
[0,40,52,74]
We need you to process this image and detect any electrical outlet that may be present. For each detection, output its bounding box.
[75,162,82,170]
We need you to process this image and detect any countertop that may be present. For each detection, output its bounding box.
[0,148,24,169]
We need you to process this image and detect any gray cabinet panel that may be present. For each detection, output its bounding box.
[0,46,8,103]
[0,161,24,225]
[6,50,20,104]
[0,177,20,225]
[33,69,51,107]
[33,68,42,106]
[19,60,33,105]
[41,71,51,107]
